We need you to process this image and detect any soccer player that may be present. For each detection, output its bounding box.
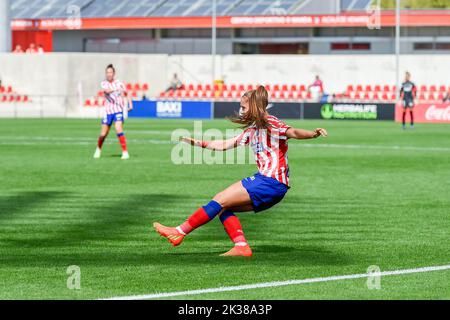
[153,86,328,257]
[400,71,417,129]
[93,64,133,160]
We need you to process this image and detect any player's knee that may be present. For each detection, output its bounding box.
[212,193,228,209]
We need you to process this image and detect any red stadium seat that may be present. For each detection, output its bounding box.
[23,95,29,103]
[437,93,445,101]
[390,93,396,101]
[281,84,288,92]
[363,92,370,100]
[419,85,427,92]
[356,85,363,92]
[230,84,237,92]
[126,83,133,91]
[85,99,91,107]
[374,85,381,92]
[142,83,149,91]
[365,85,372,92]
[196,84,203,91]
[439,85,446,92]
[238,84,245,92]
[383,85,390,92]
[418,92,426,101]
[373,93,380,100]
[353,92,361,100]
[347,85,354,92]
[299,85,306,92]
[273,84,280,92]
[381,93,389,101]
[6,86,12,94]
[0,86,4,94]
[246,84,253,91]
[265,84,271,91]
[290,85,297,92]
[305,92,312,100]
[1,95,7,103]
[429,85,437,92]
[133,84,141,91]
[205,84,212,91]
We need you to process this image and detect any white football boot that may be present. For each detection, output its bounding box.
[93,147,102,159]
[121,151,130,160]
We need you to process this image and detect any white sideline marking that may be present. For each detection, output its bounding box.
[4,136,450,152]
[101,264,450,300]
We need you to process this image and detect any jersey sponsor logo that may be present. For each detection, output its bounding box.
[156,101,182,118]
[321,103,377,120]
[252,141,264,153]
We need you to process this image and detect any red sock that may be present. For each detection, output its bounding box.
[97,135,106,149]
[221,214,247,245]
[117,134,127,152]
[178,207,211,235]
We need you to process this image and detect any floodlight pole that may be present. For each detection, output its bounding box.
[211,0,217,112]
[212,0,217,86]
[395,0,401,100]
[0,0,12,52]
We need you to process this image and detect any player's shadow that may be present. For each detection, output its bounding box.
[1,192,353,269]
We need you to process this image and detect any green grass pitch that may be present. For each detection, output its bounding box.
[0,118,449,300]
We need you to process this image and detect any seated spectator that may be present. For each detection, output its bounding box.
[308,75,324,101]
[13,45,24,53]
[26,43,38,54]
[165,73,183,92]
[37,44,45,54]
[443,91,450,103]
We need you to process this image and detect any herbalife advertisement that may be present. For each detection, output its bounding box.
[304,103,395,120]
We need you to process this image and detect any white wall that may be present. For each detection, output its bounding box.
[0,53,449,117]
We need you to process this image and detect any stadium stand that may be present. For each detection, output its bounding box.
[11,0,372,19]
[0,84,30,104]
[125,82,450,104]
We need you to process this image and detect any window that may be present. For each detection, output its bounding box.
[331,43,371,51]
[436,43,450,50]
[414,43,434,50]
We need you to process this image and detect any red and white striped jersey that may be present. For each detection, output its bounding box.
[101,79,126,115]
[237,115,291,186]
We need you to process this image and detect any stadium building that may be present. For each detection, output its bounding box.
[11,0,450,55]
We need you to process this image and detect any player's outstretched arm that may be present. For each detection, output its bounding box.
[180,136,239,151]
[286,127,328,140]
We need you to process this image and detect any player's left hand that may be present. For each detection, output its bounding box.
[314,128,328,138]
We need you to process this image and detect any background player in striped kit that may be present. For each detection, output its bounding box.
[94,64,133,160]
[153,86,328,257]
